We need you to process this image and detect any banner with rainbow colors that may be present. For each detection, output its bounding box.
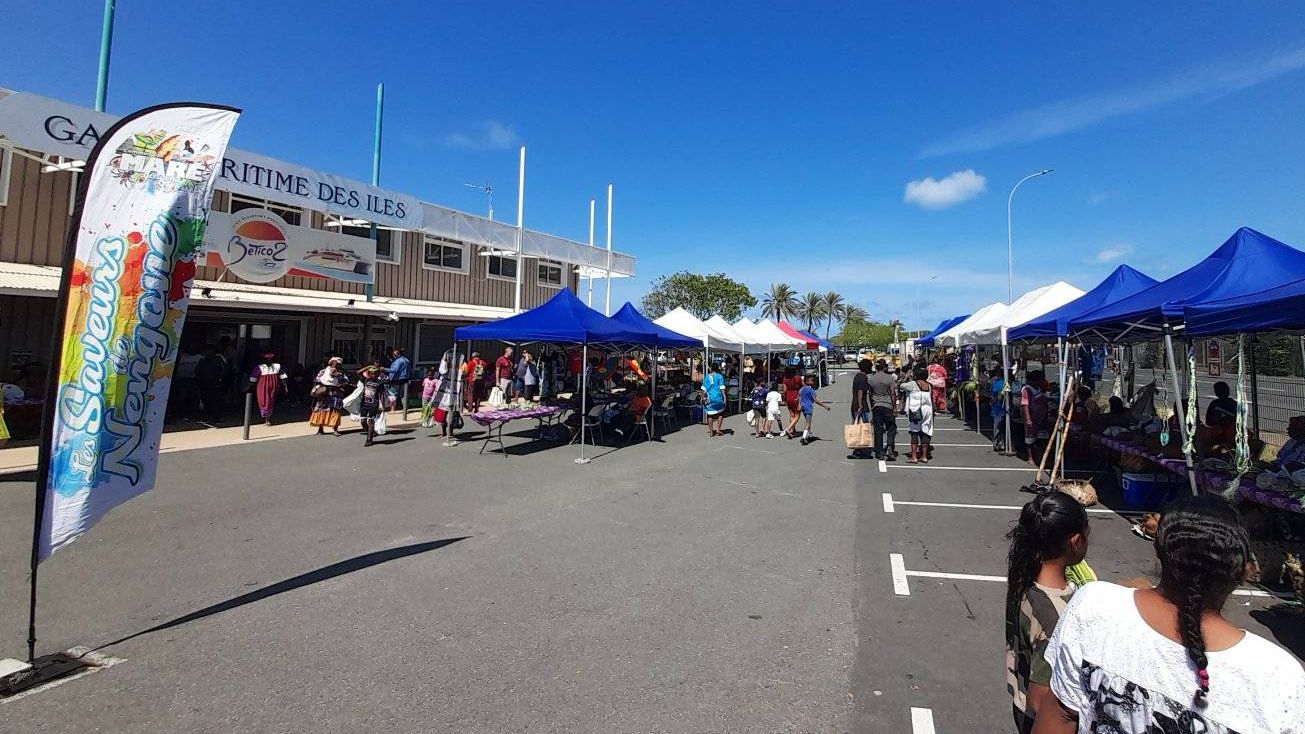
[38,103,240,560]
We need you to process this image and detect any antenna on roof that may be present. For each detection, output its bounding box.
[463,182,494,220]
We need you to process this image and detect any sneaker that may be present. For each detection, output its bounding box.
[799,437,809,446]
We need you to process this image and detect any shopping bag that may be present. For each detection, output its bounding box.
[488,385,506,407]
[374,411,389,435]
[342,381,364,417]
[420,402,435,428]
[844,419,873,449]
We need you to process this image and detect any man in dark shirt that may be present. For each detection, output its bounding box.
[867,359,899,460]
[850,359,873,458]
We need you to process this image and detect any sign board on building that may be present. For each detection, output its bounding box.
[201,209,376,284]
[0,89,422,231]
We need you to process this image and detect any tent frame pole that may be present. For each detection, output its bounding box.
[574,342,591,464]
[1163,326,1199,495]
[1001,334,1014,455]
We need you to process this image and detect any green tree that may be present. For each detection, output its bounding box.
[821,291,845,341]
[842,304,869,323]
[835,318,897,350]
[640,271,757,321]
[796,292,827,333]
[760,283,798,322]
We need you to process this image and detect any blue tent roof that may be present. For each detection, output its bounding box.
[611,303,702,348]
[1008,265,1158,341]
[453,288,657,344]
[1183,277,1305,336]
[796,328,833,350]
[917,315,969,347]
[1069,227,1305,342]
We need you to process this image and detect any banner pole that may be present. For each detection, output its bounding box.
[366,82,383,304]
[94,0,116,112]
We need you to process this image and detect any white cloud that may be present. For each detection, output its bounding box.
[903,169,987,209]
[1088,192,1111,206]
[921,44,1305,157]
[1093,243,1134,263]
[443,120,522,150]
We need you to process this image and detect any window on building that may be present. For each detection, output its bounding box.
[487,253,518,280]
[227,193,302,226]
[422,235,467,273]
[537,260,564,288]
[340,223,400,264]
[331,323,362,366]
[416,323,455,365]
[0,147,10,207]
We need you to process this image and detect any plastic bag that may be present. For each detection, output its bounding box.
[374,411,388,435]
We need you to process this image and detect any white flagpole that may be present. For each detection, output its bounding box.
[604,183,613,316]
[514,145,525,313]
[587,197,596,307]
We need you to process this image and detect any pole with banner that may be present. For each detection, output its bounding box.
[14,103,239,689]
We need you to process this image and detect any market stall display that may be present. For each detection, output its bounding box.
[469,404,566,457]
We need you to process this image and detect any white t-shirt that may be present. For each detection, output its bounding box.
[765,390,783,418]
[1046,581,1305,734]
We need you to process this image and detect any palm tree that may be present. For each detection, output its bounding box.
[796,291,827,333]
[821,291,845,340]
[843,304,869,323]
[760,283,798,322]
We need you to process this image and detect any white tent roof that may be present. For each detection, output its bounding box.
[935,302,1008,347]
[705,315,759,353]
[754,319,809,349]
[654,308,744,352]
[732,318,794,352]
[963,281,1085,345]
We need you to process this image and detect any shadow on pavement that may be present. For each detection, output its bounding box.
[1250,606,1305,661]
[99,537,469,649]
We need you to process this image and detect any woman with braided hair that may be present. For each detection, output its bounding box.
[1005,492,1089,734]
[1035,497,1305,734]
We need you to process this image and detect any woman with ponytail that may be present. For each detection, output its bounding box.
[1005,491,1090,734]
[1035,497,1305,734]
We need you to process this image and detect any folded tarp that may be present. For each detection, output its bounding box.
[454,288,656,344]
[1069,227,1305,342]
[1008,266,1158,341]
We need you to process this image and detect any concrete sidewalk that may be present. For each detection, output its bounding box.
[0,410,429,475]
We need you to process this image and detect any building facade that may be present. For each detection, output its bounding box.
[0,88,634,385]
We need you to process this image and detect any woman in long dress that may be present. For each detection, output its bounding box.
[702,363,727,437]
[309,357,345,435]
[926,358,948,412]
[432,348,465,437]
[904,366,935,464]
[249,352,287,426]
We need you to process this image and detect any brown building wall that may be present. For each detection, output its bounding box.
[0,153,75,266]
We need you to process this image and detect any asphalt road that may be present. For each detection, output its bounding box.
[0,381,1298,732]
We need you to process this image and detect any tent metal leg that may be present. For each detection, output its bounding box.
[1001,336,1014,455]
[575,342,591,464]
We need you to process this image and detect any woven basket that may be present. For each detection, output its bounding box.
[1055,478,1099,507]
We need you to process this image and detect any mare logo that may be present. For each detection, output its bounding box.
[225,209,292,283]
[109,128,220,192]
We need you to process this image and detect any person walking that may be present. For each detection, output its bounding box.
[764,382,784,438]
[926,357,948,412]
[420,366,439,428]
[195,345,227,424]
[356,364,387,447]
[432,348,465,438]
[749,378,769,437]
[868,359,899,460]
[249,352,288,426]
[903,366,935,463]
[385,347,412,411]
[1035,497,1305,734]
[1005,492,1089,734]
[850,358,873,458]
[797,374,831,445]
[782,367,805,439]
[702,363,727,437]
[1021,370,1051,465]
[462,351,487,412]
[309,356,346,435]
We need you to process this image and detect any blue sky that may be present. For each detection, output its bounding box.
[5,2,1305,331]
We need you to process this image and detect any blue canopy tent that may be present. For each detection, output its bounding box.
[1184,277,1305,336]
[1008,265,1158,341]
[917,315,969,348]
[1068,227,1305,494]
[611,302,701,348]
[454,289,658,462]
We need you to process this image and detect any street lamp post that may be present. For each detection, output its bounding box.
[1003,168,1053,455]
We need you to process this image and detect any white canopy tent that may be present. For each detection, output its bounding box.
[753,319,809,349]
[654,308,745,352]
[732,318,796,352]
[962,281,1084,345]
[934,302,1008,348]
[705,316,759,353]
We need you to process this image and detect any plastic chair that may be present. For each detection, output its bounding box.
[622,405,652,445]
[652,395,677,428]
[581,402,608,445]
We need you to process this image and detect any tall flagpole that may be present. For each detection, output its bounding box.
[94,0,116,112]
[514,146,525,313]
[604,183,613,316]
[365,82,383,304]
[587,197,596,307]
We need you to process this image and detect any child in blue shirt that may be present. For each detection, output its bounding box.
[798,375,830,445]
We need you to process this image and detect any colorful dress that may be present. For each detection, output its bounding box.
[309,367,345,429]
[358,377,386,419]
[250,363,287,419]
[702,372,726,416]
[926,363,948,412]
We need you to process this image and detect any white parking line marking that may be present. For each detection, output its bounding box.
[887,498,1142,515]
[890,553,910,595]
[910,707,937,734]
[878,460,887,473]
[890,554,1286,599]
[882,493,895,513]
[889,465,1033,472]
[927,443,993,447]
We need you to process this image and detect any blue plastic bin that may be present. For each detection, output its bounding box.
[1120,472,1180,509]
